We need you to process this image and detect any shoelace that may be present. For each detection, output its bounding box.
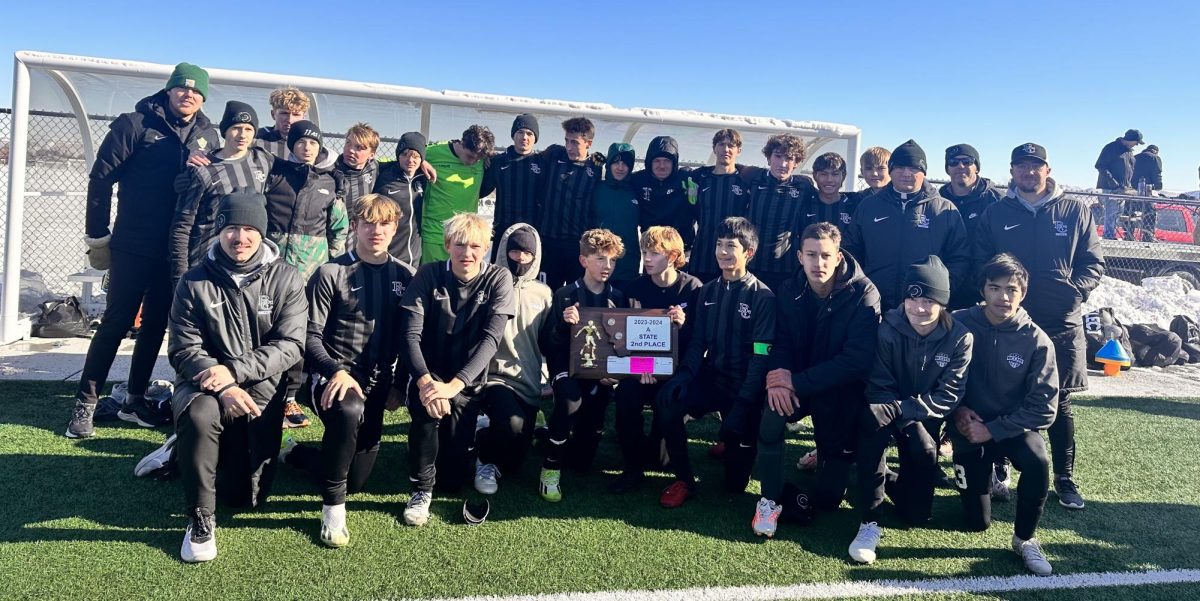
[1020,539,1048,563]
[859,522,882,542]
[543,471,561,486]
[1058,478,1080,495]
[756,500,778,519]
[72,403,94,422]
[409,491,431,507]
[478,464,500,481]
[191,509,213,539]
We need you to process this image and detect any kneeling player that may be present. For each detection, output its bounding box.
[952,253,1058,576]
[849,256,972,563]
[281,194,415,547]
[655,217,774,507]
[399,214,515,526]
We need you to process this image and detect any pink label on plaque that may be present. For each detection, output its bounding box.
[630,357,655,374]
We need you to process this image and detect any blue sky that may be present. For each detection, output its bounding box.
[2,0,1198,190]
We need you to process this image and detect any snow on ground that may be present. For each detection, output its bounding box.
[1083,275,1200,328]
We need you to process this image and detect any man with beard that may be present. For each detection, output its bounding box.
[939,144,1003,309]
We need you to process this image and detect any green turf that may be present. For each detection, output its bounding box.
[1,383,1198,600]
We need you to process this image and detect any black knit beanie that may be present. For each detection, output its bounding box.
[945,143,980,171]
[511,114,539,141]
[287,120,322,151]
[396,131,428,161]
[904,255,950,306]
[505,226,538,277]
[215,190,268,235]
[219,101,259,138]
[889,139,927,173]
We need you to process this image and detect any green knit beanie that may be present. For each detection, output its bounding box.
[164,62,209,99]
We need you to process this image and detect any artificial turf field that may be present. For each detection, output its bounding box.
[1,382,1197,601]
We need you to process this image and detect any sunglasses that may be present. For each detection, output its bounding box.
[946,158,976,167]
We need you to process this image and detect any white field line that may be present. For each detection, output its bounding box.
[410,569,1200,601]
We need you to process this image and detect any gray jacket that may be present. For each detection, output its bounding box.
[953,306,1059,442]
[486,223,553,404]
[866,308,973,424]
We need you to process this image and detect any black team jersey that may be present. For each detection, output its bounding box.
[688,166,749,277]
[373,164,427,265]
[799,192,861,236]
[538,145,605,244]
[306,250,416,393]
[548,280,627,377]
[680,273,775,401]
[482,146,546,241]
[171,147,274,282]
[623,272,703,351]
[400,261,516,390]
[745,169,816,280]
[333,156,380,208]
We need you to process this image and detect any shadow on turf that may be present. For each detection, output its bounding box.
[1074,396,1200,421]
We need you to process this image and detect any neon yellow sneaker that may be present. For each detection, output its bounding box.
[539,468,562,502]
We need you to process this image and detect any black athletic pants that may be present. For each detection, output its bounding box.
[953,430,1050,541]
[544,376,611,472]
[758,395,858,510]
[540,238,584,291]
[286,381,388,505]
[613,379,666,475]
[77,249,172,401]
[1047,391,1075,478]
[407,390,481,493]
[857,404,937,524]
[177,391,285,513]
[658,372,760,492]
[478,386,539,475]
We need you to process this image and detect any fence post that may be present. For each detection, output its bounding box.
[2,56,31,344]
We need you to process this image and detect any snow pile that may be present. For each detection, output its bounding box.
[1083,275,1200,328]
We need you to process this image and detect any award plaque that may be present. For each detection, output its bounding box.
[568,308,678,379]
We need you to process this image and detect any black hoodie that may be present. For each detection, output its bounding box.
[631,136,696,248]
[866,308,972,423]
[86,91,220,258]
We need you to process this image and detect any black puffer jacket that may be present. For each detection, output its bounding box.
[1094,139,1134,190]
[632,136,695,248]
[866,308,972,423]
[86,91,220,257]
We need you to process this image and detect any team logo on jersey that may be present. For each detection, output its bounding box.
[392,281,406,297]
[363,174,373,186]
[475,290,489,305]
[585,166,595,178]
[1054,220,1068,237]
[840,212,852,224]
[257,294,274,315]
[738,302,752,319]
[788,188,801,198]
[253,170,266,183]
[1006,353,1024,368]
[530,163,542,174]
[935,352,950,368]
[642,187,653,202]
[731,184,744,196]
[414,183,424,196]
[196,138,208,150]
[916,213,930,229]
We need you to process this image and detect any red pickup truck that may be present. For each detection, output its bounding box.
[1095,202,1199,244]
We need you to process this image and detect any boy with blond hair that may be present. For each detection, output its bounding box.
[853,147,891,202]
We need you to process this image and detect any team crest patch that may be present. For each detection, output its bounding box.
[907,284,924,299]
[196,138,207,150]
[257,294,274,314]
[1021,143,1037,155]
[585,166,595,178]
[184,78,195,88]
[254,170,266,183]
[788,188,801,198]
[935,352,950,368]
[363,174,373,186]
[642,188,653,202]
[731,184,744,196]
[1006,353,1024,368]
[392,281,406,297]
[236,111,252,123]
[214,214,226,230]
[530,163,542,174]
[916,213,930,229]
[414,184,424,195]
[738,302,751,319]
[476,291,489,305]
[840,212,852,224]
[1054,220,1068,236]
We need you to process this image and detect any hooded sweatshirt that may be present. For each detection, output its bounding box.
[952,305,1059,442]
[263,158,349,282]
[591,143,642,283]
[632,136,696,248]
[866,308,973,424]
[486,223,554,404]
[1094,138,1135,190]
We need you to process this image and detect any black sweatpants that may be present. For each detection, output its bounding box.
[758,395,858,511]
[286,381,388,505]
[613,379,666,474]
[540,238,584,291]
[857,405,937,524]
[658,372,760,492]
[77,249,172,401]
[1047,391,1075,477]
[544,376,611,472]
[478,385,540,475]
[407,390,481,493]
[953,430,1050,541]
[177,392,285,513]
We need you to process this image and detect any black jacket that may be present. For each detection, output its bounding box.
[843,184,971,310]
[547,280,627,377]
[86,91,220,257]
[332,156,380,207]
[953,306,1059,442]
[679,272,775,402]
[939,177,1004,308]
[632,136,696,248]
[974,179,1104,392]
[373,163,427,264]
[1132,150,1163,190]
[1095,139,1135,190]
[168,239,307,420]
[743,168,818,279]
[770,252,881,408]
[866,309,972,423]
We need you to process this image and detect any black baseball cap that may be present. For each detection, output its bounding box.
[1123,129,1144,144]
[1010,142,1048,165]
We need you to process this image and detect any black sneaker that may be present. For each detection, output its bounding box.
[1055,475,1085,509]
[65,399,97,439]
[118,396,163,428]
[607,471,644,495]
[181,508,217,563]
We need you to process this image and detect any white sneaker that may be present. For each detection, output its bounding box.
[320,504,350,548]
[475,414,491,432]
[278,433,298,463]
[1012,536,1052,576]
[751,497,782,538]
[180,509,217,563]
[474,461,500,495]
[991,471,1013,503]
[403,491,433,526]
[135,433,177,477]
[848,521,883,564]
[796,449,818,471]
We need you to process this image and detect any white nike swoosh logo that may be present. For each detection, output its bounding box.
[1004,224,1021,231]
[384,188,402,195]
[350,285,363,292]
[701,187,711,192]
[704,301,717,306]
[806,213,817,217]
[499,165,510,170]
[208,300,225,309]
[874,216,889,222]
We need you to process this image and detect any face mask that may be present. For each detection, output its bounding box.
[507,256,534,278]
